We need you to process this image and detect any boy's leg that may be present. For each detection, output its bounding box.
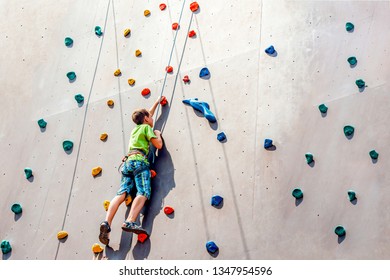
[105,193,126,226]
[125,195,147,223]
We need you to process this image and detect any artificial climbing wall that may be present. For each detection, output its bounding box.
[1,0,390,260]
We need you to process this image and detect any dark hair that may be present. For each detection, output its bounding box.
[132,109,149,125]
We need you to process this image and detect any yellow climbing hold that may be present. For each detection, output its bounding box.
[107,99,114,107]
[92,243,104,254]
[135,49,142,57]
[100,133,108,141]
[92,166,102,177]
[124,28,131,37]
[144,10,151,16]
[57,231,68,240]
[128,79,135,86]
[125,195,132,206]
[114,69,121,76]
[103,200,110,211]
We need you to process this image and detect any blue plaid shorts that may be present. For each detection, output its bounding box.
[117,159,151,200]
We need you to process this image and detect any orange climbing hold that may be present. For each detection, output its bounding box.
[183,75,190,83]
[125,195,133,206]
[159,3,166,10]
[107,99,114,107]
[164,206,174,215]
[124,28,131,37]
[166,66,173,73]
[188,30,196,37]
[128,78,135,86]
[150,169,157,178]
[141,88,151,96]
[57,231,68,240]
[100,133,108,141]
[103,200,110,211]
[114,69,121,76]
[172,23,179,30]
[92,166,102,177]
[92,243,104,253]
[135,49,142,57]
[138,233,148,243]
[190,2,199,12]
[160,96,168,106]
[144,10,151,17]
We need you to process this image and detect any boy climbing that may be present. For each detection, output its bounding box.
[99,97,163,245]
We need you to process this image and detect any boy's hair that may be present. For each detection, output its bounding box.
[132,109,149,125]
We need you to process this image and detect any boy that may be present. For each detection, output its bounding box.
[99,97,163,245]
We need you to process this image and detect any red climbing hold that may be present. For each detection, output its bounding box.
[160,96,168,106]
[166,66,173,73]
[188,30,196,37]
[150,169,157,178]
[159,3,166,10]
[141,88,151,96]
[164,206,174,215]
[190,2,199,12]
[138,233,149,243]
[183,75,190,83]
[172,23,179,30]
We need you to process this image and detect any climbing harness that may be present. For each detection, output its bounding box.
[118,149,148,172]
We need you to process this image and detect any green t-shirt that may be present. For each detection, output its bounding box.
[127,124,157,162]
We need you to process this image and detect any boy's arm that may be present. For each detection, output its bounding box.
[149,97,162,117]
[151,130,163,149]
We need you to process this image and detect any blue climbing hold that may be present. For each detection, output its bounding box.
[211,195,223,207]
[217,132,226,142]
[199,67,210,78]
[206,241,219,254]
[265,45,275,55]
[182,98,217,123]
[264,139,273,149]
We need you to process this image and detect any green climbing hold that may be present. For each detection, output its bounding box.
[63,140,74,151]
[347,56,357,66]
[355,79,365,89]
[67,72,76,81]
[343,125,354,137]
[305,153,314,164]
[292,188,303,199]
[318,104,328,114]
[74,94,84,104]
[347,190,356,201]
[11,203,22,214]
[346,22,354,31]
[95,26,103,36]
[64,37,73,46]
[24,168,33,179]
[334,225,346,237]
[37,119,47,128]
[1,240,11,254]
[369,150,379,160]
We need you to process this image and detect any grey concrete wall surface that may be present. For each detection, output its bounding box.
[1,0,390,260]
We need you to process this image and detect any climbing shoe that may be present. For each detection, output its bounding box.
[121,221,147,235]
[99,221,111,245]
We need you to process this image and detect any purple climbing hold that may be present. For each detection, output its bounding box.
[182,98,217,123]
[211,195,223,207]
[206,241,219,254]
[264,139,273,149]
[265,45,275,55]
[217,132,226,142]
[199,67,210,78]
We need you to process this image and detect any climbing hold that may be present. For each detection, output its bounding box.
[92,243,104,254]
[264,139,273,149]
[369,150,379,160]
[125,195,132,206]
[199,67,210,78]
[206,241,218,254]
[159,3,167,11]
[150,169,157,178]
[141,88,151,96]
[355,79,365,89]
[164,206,174,215]
[57,231,68,240]
[183,75,190,83]
[292,188,303,199]
[124,28,131,37]
[74,94,84,104]
[92,166,102,177]
[100,133,108,141]
[144,10,151,17]
[347,190,356,201]
[38,119,47,128]
[343,125,354,137]
[347,56,357,66]
[11,203,22,214]
[64,37,73,47]
[166,66,173,73]
[190,2,199,12]
[24,168,33,179]
[217,132,226,142]
[334,225,346,237]
[318,104,328,114]
[67,72,76,81]
[188,30,196,37]
[160,96,168,106]
[107,99,114,107]
[95,26,103,36]
[128,78,135,86]
[305,153,314,164]
[114,69,121,76]
[135,49,142,57]
[172,23,179,30]
[211,195,223,207]
[265,45,275,55]
[103,200,110,211]
[345,22,354,32]
[63,140,73,151]
[138,233,148,243]
[182,98,217,123]
[1,240,11,254]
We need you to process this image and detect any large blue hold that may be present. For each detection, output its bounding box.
[217,132,226,142]
[199,67,210,78]
[206,241,219,254]
[264,139,273,149]
[211,195,223,206]
[182,98,217,123]
[265,45,275,55]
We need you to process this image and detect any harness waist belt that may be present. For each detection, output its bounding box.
[121,165,149,178]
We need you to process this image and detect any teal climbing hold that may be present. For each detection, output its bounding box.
[206,241,219,254]
[355,79,365,89]
[369,150,379,160]
[24,168,33,179]
[347,190,356,201]
[63,140,74,151]
[346,22,354,32]
[343,125,354,137]
[11,203,22,214]
[182,98,217,122]
[334,225,346,237]
[95,26,103,36]
[37,119,47,128]
[74,94,84,104]
[67,72,76,81]
[64,37,73,46]
[347,57,357,66]
[292,188,303,199]
[211,195,223,207]
[1,240,11,254]
[318,104,328,114]
[305,153,314,164]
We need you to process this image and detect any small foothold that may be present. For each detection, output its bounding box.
[172,23,179,30]
[123,28,131,37]
[11,203,22,214]
[141,88,151,96]
[211,195,223,206]
[334,225,346,237]
[217,132,226,142]
[265,45,275,55]
[160,96,168,106]
[57,231,68,240]
[144,10,151,17]
[38,119,47,128]
[355,79,365,89]
[1,240,12,254]
[92,166,102,177]
[347,56,357,66]
[206,241,218,254]
[92,243,104,253]
[114,69,121,76]
[190,2,199,12]
[159,3,167,10]
[199,67,210,78]
[345,22,354,32]
[138,233,149,243]
[182,98,217,122]
[100,133,108,141]
[305,153,314,164]
[264,139,273,149]
[125,195,133,206]
[188,30,196,37]
[74,94,84,104]
[318,104,328,113]
[24,168,33,179]
[64,37,73,46]
[103,200,110,211]
[107,99,114,107]
[128,78,135,86]
[347,190,356,201]
[164,206,174,215]
[369,150,379,160]
[95,26,103,36]
[150,169,157,178]
[62,140,73,151]
[67,72,76,81]
[183,75,190,83]
[135,49,142,57]
[166,66,173,73]
[343,125,354,137]
[292,188,303,199]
